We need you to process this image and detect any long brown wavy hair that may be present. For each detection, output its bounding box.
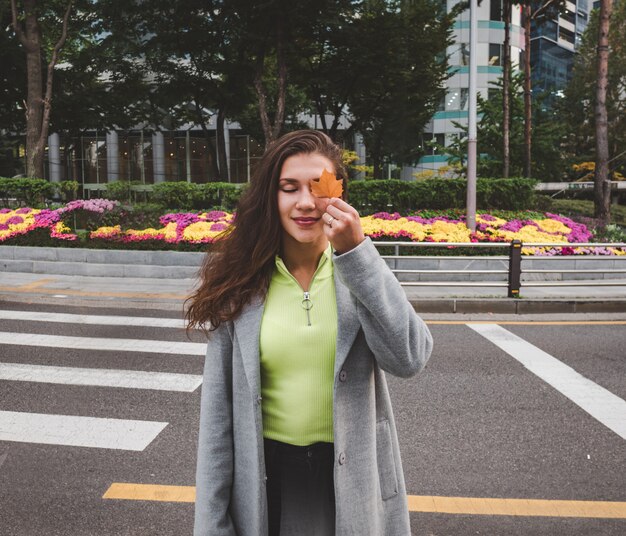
[185,130,347,333]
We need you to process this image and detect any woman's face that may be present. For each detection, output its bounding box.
[277,152,334,248]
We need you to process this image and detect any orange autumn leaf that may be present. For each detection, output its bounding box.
[311,168,343,198]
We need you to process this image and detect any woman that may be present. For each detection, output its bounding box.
[187,130,433,536]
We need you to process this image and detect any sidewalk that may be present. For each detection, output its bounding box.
[1,270,625,314]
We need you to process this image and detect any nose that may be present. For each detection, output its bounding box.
[296,186,317,210]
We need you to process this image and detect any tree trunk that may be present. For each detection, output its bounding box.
[254,18,287,148]
[523,2,532,178]
[594,0,613,226]
[254,52,273,148]
[11,0,73,179]
[17,0,44,178]
[502,0,511,178]
[272,20,287,141]
[216,108,229,182]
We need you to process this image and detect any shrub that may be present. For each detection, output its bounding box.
[347,178,538,214]
[0,177,55,208]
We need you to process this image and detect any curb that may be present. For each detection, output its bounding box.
[409,298,626,314]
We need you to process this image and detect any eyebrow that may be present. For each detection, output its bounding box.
[278,177,320,183]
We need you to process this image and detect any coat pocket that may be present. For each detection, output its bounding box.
[376,419,398,500]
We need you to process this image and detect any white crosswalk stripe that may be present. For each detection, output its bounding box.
[0,309,186,329]
[0,410,167,451]
[0,362,202,392]
[0,308,207,451]
[0,331,206,355]
[468,323,626,441]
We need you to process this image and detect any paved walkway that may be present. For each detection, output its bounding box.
[1,271,625,314]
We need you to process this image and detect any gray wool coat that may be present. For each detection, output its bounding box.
[194,238,433,536]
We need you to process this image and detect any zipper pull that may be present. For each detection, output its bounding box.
[302,291,312,326]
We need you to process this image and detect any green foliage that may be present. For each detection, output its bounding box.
[348,178,538,214]
[196,182,246,211]
[0,177,55,208]
[56,180,79,201]
[343,0,456,178]
[559,1,626,178]
[441,74,567,180]
[101,180,142,203]
[151,181,196,210]
[150,181,245,211]
[549,198,626,228]
[593,224,626,243]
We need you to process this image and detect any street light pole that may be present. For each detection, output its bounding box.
[467,0,478,231]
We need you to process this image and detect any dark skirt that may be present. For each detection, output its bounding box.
[264,438,336,536]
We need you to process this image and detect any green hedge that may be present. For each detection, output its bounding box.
[101,180,246,211]
[2,176,538,213]
[348,178,539,214]
[0,177,78,207]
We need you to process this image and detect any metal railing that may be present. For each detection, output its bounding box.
[371,240,626,297]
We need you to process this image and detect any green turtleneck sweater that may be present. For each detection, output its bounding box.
[259,245,337,446]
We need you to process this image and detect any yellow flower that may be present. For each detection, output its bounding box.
[533,219,571,235]
[476,214,507,227]
[53,221,72,234]
[182,221,221,241]
[162,222,178,240]
[91,225,122,238]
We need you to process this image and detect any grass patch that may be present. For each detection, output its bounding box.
[548,199,626,227]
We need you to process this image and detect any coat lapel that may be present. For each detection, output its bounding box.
[334,271,361,376]
[233,297,265,396]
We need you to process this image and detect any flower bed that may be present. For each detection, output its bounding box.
[1,202,624,256]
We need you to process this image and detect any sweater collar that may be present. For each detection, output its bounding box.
[275,243,334,282]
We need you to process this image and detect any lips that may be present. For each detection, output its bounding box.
[293,217,320,226]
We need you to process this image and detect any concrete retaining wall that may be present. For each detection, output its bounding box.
[1,246,625,281]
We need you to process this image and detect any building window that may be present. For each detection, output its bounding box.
[559,26,575,45]
[560,8,576,25]
[489,43,502,66]
[490,0,502,22]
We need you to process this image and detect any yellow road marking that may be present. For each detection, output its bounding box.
[103,483,195,503]
[102,484,626,518]
[407,495,626,518]
[15,278,58,291]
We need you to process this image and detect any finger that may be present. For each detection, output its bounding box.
[326,203,356,223]
[314,196,331,213]
[327,197,358,216]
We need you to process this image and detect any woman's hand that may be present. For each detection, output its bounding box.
[319,197,365,254]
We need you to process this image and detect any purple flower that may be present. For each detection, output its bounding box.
[34,209,62,226]
[0,208,11,214]
[15,207,33,214]
[159,212,202,226]
[204,211,227,221]
[5,216,24,225]
[210,222,227,232]
[372,212,402,220]
[0,223,8,231]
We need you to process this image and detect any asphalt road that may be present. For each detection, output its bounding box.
[0,301,624,536]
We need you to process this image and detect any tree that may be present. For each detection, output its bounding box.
[502,0,512,177]
[9,0,74,178]
[440,74,566,180]
[594,0,613,226]
[520,0,565,178]
[559,1,625,210]
[345,0,455,179]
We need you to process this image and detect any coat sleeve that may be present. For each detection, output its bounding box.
[194,322,237,536]
[333,237,433,378]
